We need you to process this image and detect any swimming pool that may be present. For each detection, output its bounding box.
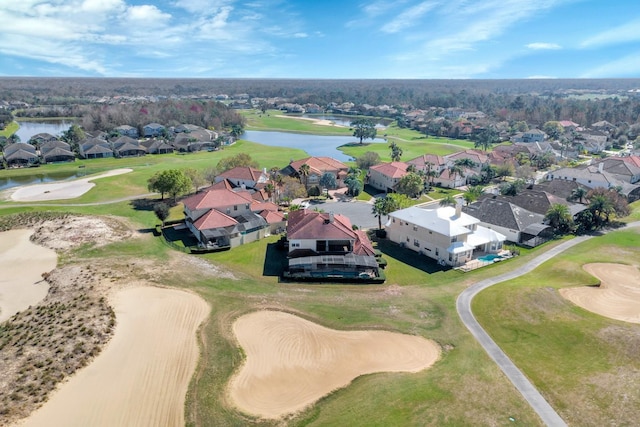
[477,254,504,262]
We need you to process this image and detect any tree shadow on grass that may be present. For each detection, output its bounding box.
[374,237,450,274]
[263,242,288,277]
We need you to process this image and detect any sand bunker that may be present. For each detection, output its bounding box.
[228,310,440,419]
[19,286,209,427]
[0,229,57,323]
[560,263,640,323]
[9,168,132,202]
[274,114,346,127]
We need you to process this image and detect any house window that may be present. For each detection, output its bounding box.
[406,237,410,242]
[429,230,432,234]
[414,239,420,247]
[392,218,396,223]
[246,203,250,209]
[234,205,238,211]
[451,236,458,243]
[291,243,300,248]
[413,225,418,231]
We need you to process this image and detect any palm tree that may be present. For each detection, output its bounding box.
[298,163,310,188]
[569,187,588,204]
[589,194,614,228]
[264,183,275,202]
[463,185,484,205]
[372,197,388,230]
[544,203,573,234]
[439,194,457,207]
[447,164,463,186]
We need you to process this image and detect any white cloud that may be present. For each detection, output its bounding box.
[580,52,640,78]
[526,42,562,50]
[293,32,308,38]
[381,1,438,34]
[125,5,172,24]
[81,0,126,13]
[580,19,640,48]
[172,0,234,15]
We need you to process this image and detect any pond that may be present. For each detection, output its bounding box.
[0,170,88,192]
[241,130,386,162]
[14,120,74,143]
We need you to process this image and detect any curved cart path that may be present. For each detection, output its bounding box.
[456,221,640,427]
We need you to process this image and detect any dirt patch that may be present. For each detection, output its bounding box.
[227,310,440,420]
[560,263,640,323]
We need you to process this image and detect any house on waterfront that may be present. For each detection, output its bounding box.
[385,204,506,267]
[3,142,38,167]
[280,156,349,189]
[41,140,75,163]
[113,125,139,138]
[79,138,113,159]
[216,166,269,190]
[285,209,383,282]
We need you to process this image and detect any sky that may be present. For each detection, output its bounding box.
[0,0,639,79]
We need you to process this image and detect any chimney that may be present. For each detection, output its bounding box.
[455,202,462,218]
[598,162,604,173]
[329,212,334,223]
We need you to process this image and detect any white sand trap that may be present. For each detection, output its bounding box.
[228,310,440,419]
[0,229,57,323]
[19,286,210,427]
[10,168,132,202]
[274,114,346,127]
[560,263,640,323]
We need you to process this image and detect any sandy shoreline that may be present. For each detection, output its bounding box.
[274,114,347,127]
[560,263,640,323]
[7,168,133,202]
[228,310,440,419]
[17,286,210,427]
[0,229,57,323]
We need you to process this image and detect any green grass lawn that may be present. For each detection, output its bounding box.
[0,121,19,138]
[242,109,353,136]
[473,227,640,426]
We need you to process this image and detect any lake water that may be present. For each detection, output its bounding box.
[14,120,74,143]
[241,130,386,162]
[0,170,88,192]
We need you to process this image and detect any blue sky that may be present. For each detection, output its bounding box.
[1,0,639,79]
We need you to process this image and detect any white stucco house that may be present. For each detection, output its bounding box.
[385,204,506,267]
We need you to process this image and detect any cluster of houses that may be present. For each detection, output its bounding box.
[1,123,229,167]
[173,149,640,281]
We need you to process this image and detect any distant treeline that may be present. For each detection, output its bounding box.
[2,77,640,126]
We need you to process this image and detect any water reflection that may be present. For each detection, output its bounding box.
[241,130,386,162]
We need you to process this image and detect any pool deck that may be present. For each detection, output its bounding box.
[455,250,513,273]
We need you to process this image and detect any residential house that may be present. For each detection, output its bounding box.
[112,136,146,157]
[3,142,38,167]
[182,187,274,249]
[114,125,139,138]
[143,123,165,138]
[407,154,447,185]
[559,120,580,131]
[513,128,546,143]
[216,166,269,190]
[591,120,617,134]
[141,139,173,154]
[281,156,349,189]
[386,204,506,267]
[286,209,382,281]
[546,158,640,201]
[574,130,608,153]
[28,133,58,147]
[367,162,409,193]
[463,195,553,247]
[41,140,75,163]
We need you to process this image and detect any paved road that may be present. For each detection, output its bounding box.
[457,221,640,427]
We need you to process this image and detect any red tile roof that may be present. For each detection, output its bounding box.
[288,156,348,176]
[369,162,409,179]
[259,210,286,224]
[251,201,279,212]
[407,154,446,168]
[182,188,253,211]
[218,166,264,182]
[287,210,374,255]
[192,209,237,231]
